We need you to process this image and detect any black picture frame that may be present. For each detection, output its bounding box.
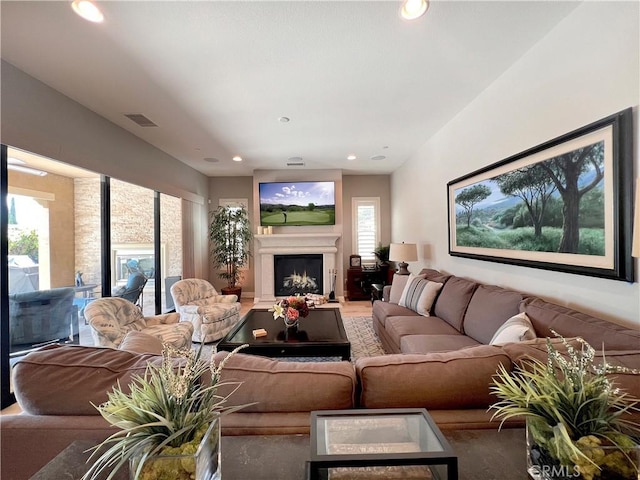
[349,255,362,268]
[447,108,633,282]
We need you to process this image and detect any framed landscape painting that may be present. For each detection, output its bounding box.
[447,108,633,281]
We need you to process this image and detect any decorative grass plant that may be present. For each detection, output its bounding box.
[490,334,640,480]
[83,344,248,480]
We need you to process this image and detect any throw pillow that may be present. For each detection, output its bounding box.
[490,312,536,346]
[389,273,416,304]
[398,275,443,316]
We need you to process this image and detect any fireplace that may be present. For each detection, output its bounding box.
[254,232,341,302]
[274,254,323,297]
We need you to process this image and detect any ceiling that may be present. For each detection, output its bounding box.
[1,1,578,177]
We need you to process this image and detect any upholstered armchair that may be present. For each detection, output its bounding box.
[84,297,193,349]
[170,278,241,343]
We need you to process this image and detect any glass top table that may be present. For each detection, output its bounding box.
[308,409,458,480]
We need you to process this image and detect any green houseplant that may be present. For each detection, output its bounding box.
[208,205,253,297]
[490,334,640,480]
[83,344,248,480]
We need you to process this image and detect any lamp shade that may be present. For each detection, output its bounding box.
[389,243,418,262]
[633,178,640,258]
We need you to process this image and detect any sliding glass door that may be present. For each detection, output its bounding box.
[1,145,183,408]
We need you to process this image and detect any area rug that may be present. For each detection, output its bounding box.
[341,316,386,362]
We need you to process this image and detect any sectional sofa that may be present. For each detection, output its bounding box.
[2,268,639,479]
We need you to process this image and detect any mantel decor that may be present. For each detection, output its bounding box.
[447,108,633,281]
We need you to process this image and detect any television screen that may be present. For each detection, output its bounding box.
[259,181,335,226]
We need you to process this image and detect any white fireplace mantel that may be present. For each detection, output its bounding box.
[254,233,341,302]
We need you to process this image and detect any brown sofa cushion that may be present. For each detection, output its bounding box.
[385,316,462,352]
[521,297,640,350]
[463,285,524,344]
[433,276,478,332]
[356,345,511,409]
[400,334,481,354]
[212,352,356,412]
[13,344,160,415]
[373,301,420,328]
[417,268,451,285]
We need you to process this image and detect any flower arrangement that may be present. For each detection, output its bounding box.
[490,333,640,480]
[83,344,248,480]
[271,295,310,326]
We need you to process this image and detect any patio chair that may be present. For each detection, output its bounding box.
[113,271,147,307]
[8,287,78,354]
[84,297,193,349]
[170,278,241,343]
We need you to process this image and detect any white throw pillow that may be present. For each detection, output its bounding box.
[389,274,416,304]
[490,312,537,346]
[398,275,443,317]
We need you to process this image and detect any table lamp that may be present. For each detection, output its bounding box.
[389,242,418,275]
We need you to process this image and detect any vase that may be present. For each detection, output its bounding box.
[130,417,221,480]
[526,420,640,480]
[283,317,299,329]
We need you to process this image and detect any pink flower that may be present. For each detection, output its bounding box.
[286,307,299,321]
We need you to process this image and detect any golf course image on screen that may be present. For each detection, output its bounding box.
[259,181,335,226]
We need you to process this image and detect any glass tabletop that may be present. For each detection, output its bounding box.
[308,409,458,480]
[317,412,444,456]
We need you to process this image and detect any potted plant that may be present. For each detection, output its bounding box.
[83,345,248,480]
[490,334,640,480]
[373,243,391,284]
[209,205,253,298]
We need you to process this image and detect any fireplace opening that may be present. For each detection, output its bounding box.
[274,254,323,297]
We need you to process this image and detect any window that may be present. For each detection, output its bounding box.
[352,197,380,264]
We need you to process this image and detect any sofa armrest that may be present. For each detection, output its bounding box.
[212,294,239,303]
[382,285,392,302]
[144,311,180,326]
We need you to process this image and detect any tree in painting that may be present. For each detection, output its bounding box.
[494,164,557,238]
[455,184,491,227]
[539,141,604,253]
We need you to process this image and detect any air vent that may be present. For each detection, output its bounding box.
[124,113,158,127]
[286,161,305,167]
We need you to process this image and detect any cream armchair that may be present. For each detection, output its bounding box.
[84,297,193,349]
[170,278,241,343]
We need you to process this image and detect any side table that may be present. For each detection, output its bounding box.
[371,283,384,304]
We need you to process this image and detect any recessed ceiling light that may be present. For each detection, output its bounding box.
[71,0,104,23]
[232,156,243,162]
[371,155,386,161]
[203,157,219,163]
[347,155,357,161]
[400,0,429,20]
[279,116,290,123]
[288,156,303,162]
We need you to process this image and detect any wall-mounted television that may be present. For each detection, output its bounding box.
[259,181,335,226]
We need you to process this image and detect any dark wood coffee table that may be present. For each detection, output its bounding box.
[217,308,351,360]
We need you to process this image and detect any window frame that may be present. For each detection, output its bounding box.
[351,197,380,265]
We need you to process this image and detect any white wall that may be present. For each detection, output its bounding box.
[391,2,640,327]
[1,61,211,278]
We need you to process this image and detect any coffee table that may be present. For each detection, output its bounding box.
[308,408,457,480]
[217,308,351,360]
